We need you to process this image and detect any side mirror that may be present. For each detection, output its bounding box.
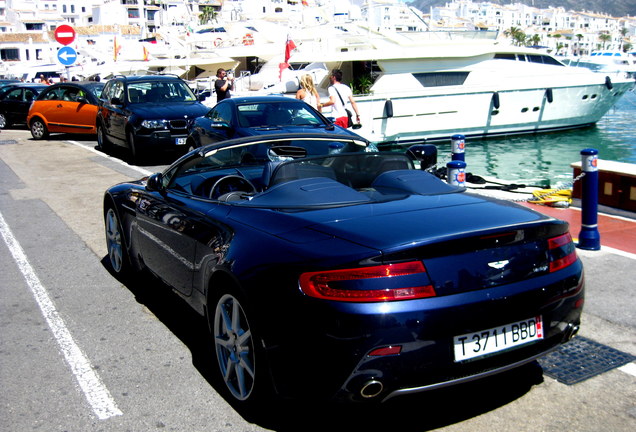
[210,121,231,129]
[76,96,88,104]
[406,144,438,171]
[145,173,164,192]
[110,97,123,106]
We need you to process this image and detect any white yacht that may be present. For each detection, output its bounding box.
[267,40,635,145]
[561,50,636,80]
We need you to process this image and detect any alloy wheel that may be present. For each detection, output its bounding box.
[105,207,125,274]
[30,119,48,140]
[213,293,256,401]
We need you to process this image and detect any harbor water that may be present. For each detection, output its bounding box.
[436,89,636,188]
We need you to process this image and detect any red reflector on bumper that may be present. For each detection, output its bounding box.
[369,346,402,357]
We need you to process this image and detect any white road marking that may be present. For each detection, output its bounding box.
[0,211,123,420]
[599,245,636,260]
[619,362,636,378]
[66,140,152,177]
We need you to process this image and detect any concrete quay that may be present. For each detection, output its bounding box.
[0,128,634,431]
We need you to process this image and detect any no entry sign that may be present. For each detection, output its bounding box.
[54,25,76,46]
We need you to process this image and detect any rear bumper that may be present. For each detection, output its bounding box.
[263,261,584,402]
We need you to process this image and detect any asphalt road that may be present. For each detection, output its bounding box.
[0,129,634,432]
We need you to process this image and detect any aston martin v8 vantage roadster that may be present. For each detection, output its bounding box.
[103,132,584,405]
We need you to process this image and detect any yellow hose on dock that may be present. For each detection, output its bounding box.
[528,189,572,207]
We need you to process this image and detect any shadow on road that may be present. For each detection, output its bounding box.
[101,256,545,432]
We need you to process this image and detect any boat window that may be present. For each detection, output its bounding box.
[542,55,564,66]
[412,72,469,87]
[527,55,564,66]
[494,53,516,60]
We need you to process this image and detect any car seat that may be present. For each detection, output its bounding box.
[129,88,142,103]
[146,86,167,103]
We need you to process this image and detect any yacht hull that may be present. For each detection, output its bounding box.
[356,79,634,144]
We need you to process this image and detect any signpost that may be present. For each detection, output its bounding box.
[54,25,77,78]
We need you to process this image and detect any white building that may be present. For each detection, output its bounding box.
[430,0,635,55]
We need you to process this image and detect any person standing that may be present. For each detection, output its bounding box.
[322,69,360,128]
[215,68,234,102]
[295,74,321,112]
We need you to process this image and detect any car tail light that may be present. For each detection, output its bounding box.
[299,261,435,302]
[548,232,577,272]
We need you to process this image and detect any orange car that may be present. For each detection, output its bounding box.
[27,81,105,139]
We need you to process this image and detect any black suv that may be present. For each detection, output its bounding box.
[96,75,209,162]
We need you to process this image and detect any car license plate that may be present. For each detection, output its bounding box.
[453,316,543,362]
[175,137,186,145]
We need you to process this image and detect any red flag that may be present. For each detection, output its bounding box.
[114,36,122,61]
[284,36,296,64]
[280,36,296,80]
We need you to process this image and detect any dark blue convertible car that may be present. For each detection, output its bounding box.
[103,132,584,405]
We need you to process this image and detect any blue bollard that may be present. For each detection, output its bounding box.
[451,134,465,162]
[577,148,601,250]
[447,160,466,187]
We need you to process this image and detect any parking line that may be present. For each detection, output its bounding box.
[65,140,152,177]
[0,211,123,420]
[619,362,636,378]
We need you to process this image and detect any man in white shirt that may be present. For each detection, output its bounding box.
[321,69,360,129]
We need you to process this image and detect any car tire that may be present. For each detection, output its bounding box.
[30,118,49,140]
[96,123,110,151]
[0,113,9,129]
[186,137,199,154]
[104,206,130,277]
[211,289,268,405]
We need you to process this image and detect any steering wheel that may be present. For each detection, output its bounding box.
[209,175,257,200]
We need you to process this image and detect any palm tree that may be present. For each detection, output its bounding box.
[199,6,217,25]
[513,30,527,47]
[529,34,541,47]
[504,26,520,39]
[598,33,612,50]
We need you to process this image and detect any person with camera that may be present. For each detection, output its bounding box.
[215,68,234,102]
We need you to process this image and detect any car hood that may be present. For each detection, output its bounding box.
[227,191,552,253]
[132,102,209,119]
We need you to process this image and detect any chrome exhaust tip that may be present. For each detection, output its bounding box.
[360,380,384,399]
[568,323,580,339]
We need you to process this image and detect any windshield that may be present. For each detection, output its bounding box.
[127,80,196,104]
[163,137,367,191]
[230,101,325,127]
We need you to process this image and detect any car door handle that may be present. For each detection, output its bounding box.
[57,104,63,108]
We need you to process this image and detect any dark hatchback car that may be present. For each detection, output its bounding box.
[27,81,105,139]
[187,95,360,150]
[103,132,584,406]
[0,83,48,129]
[0,79,21,93]
[96,75,209,163]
